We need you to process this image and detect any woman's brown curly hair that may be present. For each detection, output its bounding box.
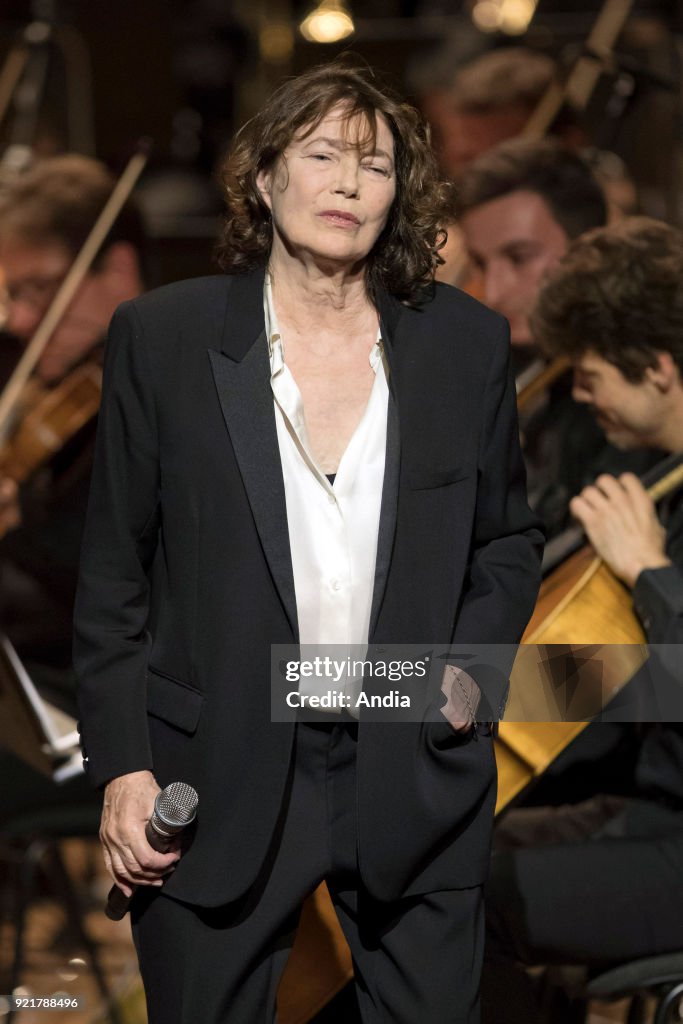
[216,59,456,305]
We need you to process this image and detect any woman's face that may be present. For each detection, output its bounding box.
[257,103,396,272]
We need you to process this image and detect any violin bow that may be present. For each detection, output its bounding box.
[0,140,151,444]
[523,0,636,139]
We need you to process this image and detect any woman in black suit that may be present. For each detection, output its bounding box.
[75,61,542,1023]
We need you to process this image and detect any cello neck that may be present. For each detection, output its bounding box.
[647,457,683,504]
[516,356,571,414]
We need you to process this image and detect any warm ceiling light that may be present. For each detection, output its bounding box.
[471,0,537,35]
[299,0,355,44]
[472,1,503,32]
[500,0,537,34]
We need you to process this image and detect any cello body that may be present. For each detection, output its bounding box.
[496,545,646,812]
[495,460,683,813]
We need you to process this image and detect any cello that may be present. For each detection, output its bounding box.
[495,455,683,811]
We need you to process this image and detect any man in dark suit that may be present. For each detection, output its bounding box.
[74,62,542,1024]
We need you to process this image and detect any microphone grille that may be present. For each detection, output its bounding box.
[155,781,198,829]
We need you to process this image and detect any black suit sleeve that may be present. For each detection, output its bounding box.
[631,563,683,706]
[633,567,683,644]
[450,320,544,705]
[73,302,160,788]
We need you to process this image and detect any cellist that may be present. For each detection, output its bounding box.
[0,154,146,819]
[482,217,683,1024]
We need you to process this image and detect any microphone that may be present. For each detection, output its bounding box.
[105,781,198,921]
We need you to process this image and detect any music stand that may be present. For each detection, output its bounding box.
[0,633,81,782]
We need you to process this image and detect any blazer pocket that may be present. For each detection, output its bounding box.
[425,718,476,752]
[405,466,472,491]
[146,665,204,734]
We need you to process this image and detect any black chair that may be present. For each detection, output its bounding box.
[585,953,683,1024]
[539,954,683,1023]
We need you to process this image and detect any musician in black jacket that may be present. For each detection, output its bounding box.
[458,139,659,541]
[0,156,145,819]
[483,217,683,1023]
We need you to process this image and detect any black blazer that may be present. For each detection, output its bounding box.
[74,269,543,906]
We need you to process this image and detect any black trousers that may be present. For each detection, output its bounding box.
[132,718,484,1024]
[482,796,683,1024]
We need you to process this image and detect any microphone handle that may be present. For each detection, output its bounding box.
[104,819,175,921]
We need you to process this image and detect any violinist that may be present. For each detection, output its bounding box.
[457,138,659,540]
[0,155,146,819]
[482,218,683,1024]
[420,47,558,183]
[424,49,563,290]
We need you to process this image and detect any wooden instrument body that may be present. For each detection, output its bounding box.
[496,543,647,813]
[0,362,102,487]
[494,458,683,815]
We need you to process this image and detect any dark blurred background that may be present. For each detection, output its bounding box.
[2,0,682,281]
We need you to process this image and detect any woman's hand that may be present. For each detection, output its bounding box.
[100,769,181,897]
[570,472,671,588]
[440,665,482,732]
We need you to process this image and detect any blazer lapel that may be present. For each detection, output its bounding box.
[208,269,299,640]
[369,391,399,637]
[369,289,404,638]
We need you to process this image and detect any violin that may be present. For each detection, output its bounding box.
[0,359,101,488]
